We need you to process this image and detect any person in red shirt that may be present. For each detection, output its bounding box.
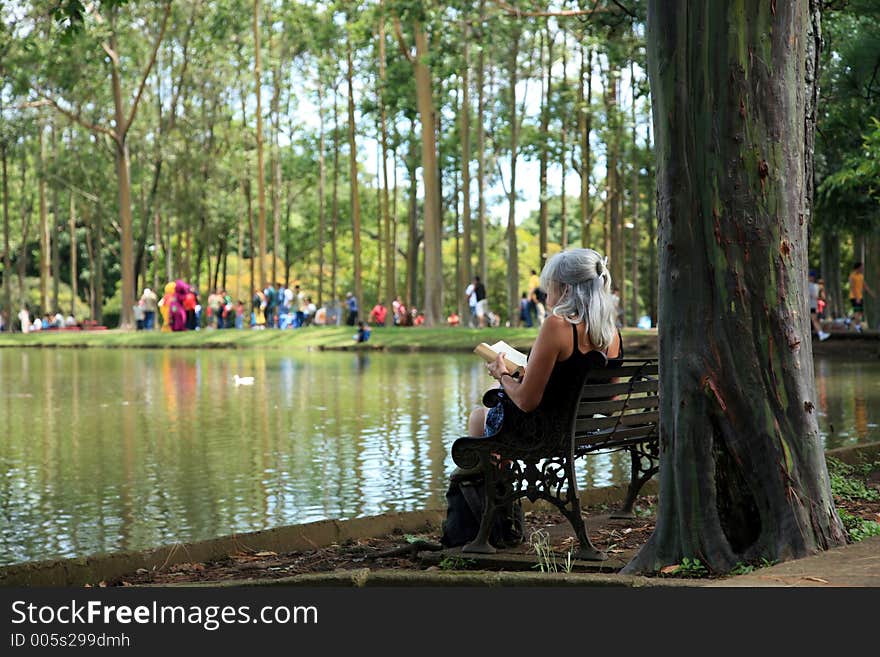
[369,303,388,326]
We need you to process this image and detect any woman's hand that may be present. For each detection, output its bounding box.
[487,352,511,381]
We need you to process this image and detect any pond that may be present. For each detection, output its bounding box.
[0,348,877,566]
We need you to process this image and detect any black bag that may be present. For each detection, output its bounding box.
[440,470,524,549]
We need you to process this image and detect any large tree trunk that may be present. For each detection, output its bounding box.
[413,21,442,326]
[253,0,267,289]
[406,136,419,309]
[331,87,340,306]
[646,129,657,327]
[346,38,363,314]
[606,65,624,319]
[506,26,521,328]
[51,123,60,312]
[867,229,880,330]
[630,62,640,325]
[626,0,845,574]
[560,36,568,250]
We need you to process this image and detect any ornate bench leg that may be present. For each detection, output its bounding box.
[611,445,658,519]
[562,458,606,561]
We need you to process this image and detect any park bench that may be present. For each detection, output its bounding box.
[450,351,660,560]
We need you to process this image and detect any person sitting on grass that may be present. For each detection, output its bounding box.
[354,321,371,343]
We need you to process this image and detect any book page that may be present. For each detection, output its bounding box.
[489,341,528,369]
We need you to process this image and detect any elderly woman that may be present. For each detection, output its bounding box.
[468,248,623,438]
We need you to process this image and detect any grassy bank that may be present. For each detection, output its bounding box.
[0,326,660,353]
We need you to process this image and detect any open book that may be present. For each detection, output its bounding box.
[473,340,528,376]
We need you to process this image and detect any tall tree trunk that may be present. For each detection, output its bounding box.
[69,193,77,317]
[819,230,843,319]
[476,0,487,283]
[331,86,340,305]
[246,179,255,309]
[579,46,592,248]
[630,61,640,325]
[539,25,553,267]
[460,32,472,316]
[606,65,624,319]
[626,0,845,574]
[867,229,880,330]
[38,126,50,314]
[317,80,326,309]
[253,0,267,289]
[646,128,657,326]
[50,123,60,312]
[271,64,282,288]
[560,36,568,250]
[406,133,419,308]
[346,38,364,313]
[379,11,394,325]
[1,141,10,324]
[413,21,443,326]
[506,26,521,327]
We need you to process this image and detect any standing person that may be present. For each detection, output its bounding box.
[369,302,387,326]
[808,272,830,341]
[18,305,30,333]
[133,301,145,331]
[183,284,197,331]
[528,268,542,324]
[473,276,488,328]
[345,292,358,326]
[264,282,277,328]
[159,282,176,331]
[293,285,306,328]
[171,281,188,332]
[282,284,294,327]
[519,292,533,328]
[611,286,623,329]
[304,296,317,325]
[464,280,478,327]
[207,289,222,328]
[141,288,158,330]
[848,261,874,332]
[253,288,267,329]
[235,300,245,329]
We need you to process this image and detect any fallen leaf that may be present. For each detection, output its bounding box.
[254,551,278,557]
[660,564,680,575]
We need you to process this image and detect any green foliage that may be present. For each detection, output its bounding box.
[661,557,709,578]
[837,509,880,543]
[438,555,477,571]
[827,457,880,502]
[728,558,776,577]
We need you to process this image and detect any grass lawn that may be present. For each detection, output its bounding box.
[0,325,659,352]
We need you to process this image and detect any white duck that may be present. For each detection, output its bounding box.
[233,374,255,386]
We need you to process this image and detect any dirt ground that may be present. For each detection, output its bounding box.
[107,472,880,585]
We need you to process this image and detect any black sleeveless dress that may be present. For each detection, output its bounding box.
[484,322,623,437]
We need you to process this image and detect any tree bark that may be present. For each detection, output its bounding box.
[51,122,60,312]
[819,230,843,319]
[506,25,521,328]
[413,21,443,326]
[460,32,472,312]
[606,65,624,319]
[379,12,394,326]
[476,0,488,284]
[346,37,363,314]
[317,79,326,309]
[539,25,553,267]
[1,140,10,325]
[579,46,592,248]
[69,193,77,317]
[630,61,640,325]
[626,0,845,574]
[560,34,568,250]
[253,0,267,289]
[271,64,282,288]
[38,126,50,314]
[406,133,419,309]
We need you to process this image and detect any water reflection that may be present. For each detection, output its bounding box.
[0,350,876,566]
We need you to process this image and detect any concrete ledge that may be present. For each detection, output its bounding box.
[166,567,691,588]
[0,511,443,588]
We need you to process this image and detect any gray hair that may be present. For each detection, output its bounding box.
[539,248,616,352]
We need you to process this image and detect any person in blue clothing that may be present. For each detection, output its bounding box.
[519,292,533,328]
[345,292,359,326]
[354,321,371,343]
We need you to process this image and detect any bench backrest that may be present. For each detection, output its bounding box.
[572,358,659,454]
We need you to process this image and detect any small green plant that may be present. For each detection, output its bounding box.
[837,509,880,542]
[728,557,776,577]
[438,555,477,571]
[528,530,574,574]
[662,557,709,578]
[827,457,880,501]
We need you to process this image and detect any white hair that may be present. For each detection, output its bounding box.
[539,248,616,352]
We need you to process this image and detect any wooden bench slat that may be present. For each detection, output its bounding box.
[579,379,658,398]
[575,410,660,432]
[577,395,660,415]
[585,364,659,379]
[574,423,660,448]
